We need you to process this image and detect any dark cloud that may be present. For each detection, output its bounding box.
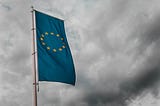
[68,56,160,106]
[121,67,160,100]
[68,67,160,106]
[126,14,160,59]
[63,1,160,106]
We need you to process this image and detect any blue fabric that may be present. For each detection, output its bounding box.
[35,11,76,85]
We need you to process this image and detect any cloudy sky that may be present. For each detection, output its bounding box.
[0,0,160,106]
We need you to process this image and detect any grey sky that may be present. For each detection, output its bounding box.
[0,0,160,106]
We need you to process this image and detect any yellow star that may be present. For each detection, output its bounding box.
[41,34,44,37]
[62,45,65,48]
[56,34,60,37]
[40,37,44,41]
[61,38,64,40]
[42,42,45,45]
[47,47,50,50]
[59,48,62,51]
[53,49,57,52]
[51,32,54,35]
[45,32,48,35]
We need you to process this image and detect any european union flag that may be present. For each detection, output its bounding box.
[35,11,76,85]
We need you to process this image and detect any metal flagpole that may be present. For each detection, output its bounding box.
[31,6,38,106]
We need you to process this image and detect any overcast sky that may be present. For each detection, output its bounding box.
[0,0,160,106]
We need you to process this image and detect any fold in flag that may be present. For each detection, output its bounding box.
[35,11,76,85]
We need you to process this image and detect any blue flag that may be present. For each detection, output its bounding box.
[35,11,76,85]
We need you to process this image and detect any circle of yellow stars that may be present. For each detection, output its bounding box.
[40,32,66,53]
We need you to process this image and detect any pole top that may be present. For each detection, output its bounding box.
[31,6,35,12]
[31,6,34,9]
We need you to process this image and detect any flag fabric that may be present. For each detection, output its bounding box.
[35,11,76,85]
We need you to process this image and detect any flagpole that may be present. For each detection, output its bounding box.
[31,6,38,106]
